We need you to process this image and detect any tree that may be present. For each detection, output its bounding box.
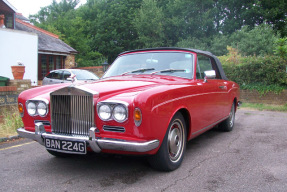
[90,0,142,63]
[254,0,287,36]
[164,0,216,45]
[133,0,165,48]
[230,24,279,56]
[28,0,287,66]
[29,0,79,26]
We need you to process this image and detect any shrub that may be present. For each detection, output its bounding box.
[222,55,287,86]
[219,47,287,94]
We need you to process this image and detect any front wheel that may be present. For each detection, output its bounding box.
[148,113,186,171]
[218,102,235,132]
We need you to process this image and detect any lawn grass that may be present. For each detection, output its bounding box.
[0,107,23,138]
[241,102,287,112]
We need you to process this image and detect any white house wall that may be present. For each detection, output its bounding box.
[0,28,38,85]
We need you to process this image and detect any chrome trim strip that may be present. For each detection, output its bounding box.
[101,100,129,107]
[29,97,49,105]
[34,120,50,126]
[103,125,126,133]
[97,138,159,152]
[152,88,237,111]
[17,125,159,153]
[192,116,229,135]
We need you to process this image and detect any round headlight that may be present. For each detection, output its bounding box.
[113,105,127,122]
[37,102,48,116]
[27,102,36,116]
[98,104,112,120]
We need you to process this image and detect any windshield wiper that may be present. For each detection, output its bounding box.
[121,68,155,76]
[151,69,186,75]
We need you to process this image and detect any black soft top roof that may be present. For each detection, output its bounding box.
[119,47,228,80]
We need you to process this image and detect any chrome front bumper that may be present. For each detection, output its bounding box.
[17,123,160,153]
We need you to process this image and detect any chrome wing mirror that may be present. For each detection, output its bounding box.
[204,70,216,83]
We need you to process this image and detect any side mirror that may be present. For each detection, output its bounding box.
[66,78,72,81]
[204,70,216,83]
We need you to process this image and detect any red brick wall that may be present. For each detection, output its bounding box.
[240,90,287,105]
[65,55,76,69]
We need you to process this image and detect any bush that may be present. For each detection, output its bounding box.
[222,55,287,86]
[219,47,287,94]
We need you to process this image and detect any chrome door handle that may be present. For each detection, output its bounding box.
[219,86,227,90]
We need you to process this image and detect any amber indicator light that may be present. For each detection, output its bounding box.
[18,103,24,113]
[134,109,142,121]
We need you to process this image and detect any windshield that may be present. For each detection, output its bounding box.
[103,52,194,79]
[72,70,99,80]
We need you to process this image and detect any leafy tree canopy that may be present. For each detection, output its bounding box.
[29,0,287,66]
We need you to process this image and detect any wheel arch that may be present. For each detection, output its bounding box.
[177,108,192,141]
[233,97,238,112]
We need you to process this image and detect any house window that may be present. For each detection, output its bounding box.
[49,56,54,71]
[56,56,61,69]
[41,55,47,79]
[5,14,13,28]
[38,54,65,80]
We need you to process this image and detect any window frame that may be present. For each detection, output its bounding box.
[38,54,65,80]
[196,54,222,80]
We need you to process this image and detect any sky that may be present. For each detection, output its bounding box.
[7,0,87,18]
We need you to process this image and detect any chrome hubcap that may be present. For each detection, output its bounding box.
[168,120,184,162]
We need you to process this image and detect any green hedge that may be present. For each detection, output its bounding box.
[221,55,287,86]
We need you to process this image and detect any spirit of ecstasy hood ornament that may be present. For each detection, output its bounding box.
[70,74,76,83]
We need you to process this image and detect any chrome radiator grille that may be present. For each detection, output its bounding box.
[51,93,94,137]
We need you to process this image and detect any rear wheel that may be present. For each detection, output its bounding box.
[148,113,186,171]
[218,102,235,132]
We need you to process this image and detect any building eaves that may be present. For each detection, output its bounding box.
[2,0,17,12]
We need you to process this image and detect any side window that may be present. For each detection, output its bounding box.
[63,71,71,80]
[46,72,53,78]
[51,71,62,80]
[196,54,221,79]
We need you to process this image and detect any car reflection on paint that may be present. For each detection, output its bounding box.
[42,69,99,85]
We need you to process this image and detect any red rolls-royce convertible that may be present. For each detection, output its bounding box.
[17,48,240,171]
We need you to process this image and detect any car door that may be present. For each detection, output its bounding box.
[192,54,228,133]
[43,70,62,85]
[48,70,63,84]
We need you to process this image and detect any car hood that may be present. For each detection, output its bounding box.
[19,75,192,102]
[81,77,158,97]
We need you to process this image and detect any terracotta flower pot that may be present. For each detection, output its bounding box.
[11,66,25,80]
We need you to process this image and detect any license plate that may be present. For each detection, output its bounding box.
[45,138,86,154]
